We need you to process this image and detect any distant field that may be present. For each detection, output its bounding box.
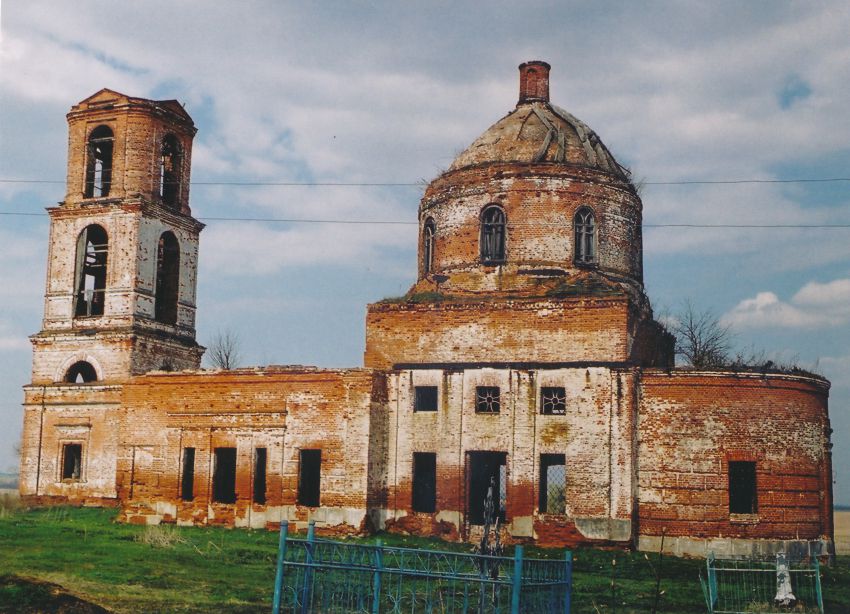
[836,510,850,555]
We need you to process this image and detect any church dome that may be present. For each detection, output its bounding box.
[448,61,629,178]
[410,61,644,300]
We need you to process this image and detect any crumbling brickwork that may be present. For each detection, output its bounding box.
[637,371,833,557]
[116,367,378,532]
[19,64,833,558]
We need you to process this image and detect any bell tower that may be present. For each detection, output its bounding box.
[30,89,205,384]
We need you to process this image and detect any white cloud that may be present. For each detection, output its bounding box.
[820,355,850,389]
[722,278,850,330]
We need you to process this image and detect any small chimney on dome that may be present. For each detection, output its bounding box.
[518,61,550,104]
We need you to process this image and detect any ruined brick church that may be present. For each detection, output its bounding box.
[20,62,835,558]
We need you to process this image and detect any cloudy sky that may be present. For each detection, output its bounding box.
[1,2,849,505]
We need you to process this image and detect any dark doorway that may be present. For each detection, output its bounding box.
[181,447,195,501]
[212,447,237,503]
[253,448,267,504]
[298,449,321,507]
[62,444,82,481]
[467,451,507,524]
[412,452,436,513]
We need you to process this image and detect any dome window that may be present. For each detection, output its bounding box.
[480,205,506,264]
[574,208,596,264]
[423,218,436,274]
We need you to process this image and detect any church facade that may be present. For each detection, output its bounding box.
[19,62,835,558]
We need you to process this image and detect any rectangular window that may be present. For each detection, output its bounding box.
[540,387,567,415]
[475,386,501,414]
[61,443,82,481]
[212,447,237,504]
[412,452,437,513]
[539,454,566,514]
[181,447,195,501]
[414,386,438,412]
[729,461,757,514]
[253,448,267,504]
[298,449,321,507]
[467,451,507,524]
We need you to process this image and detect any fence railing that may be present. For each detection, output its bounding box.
[271,520,572,614]
[700,552,823,614]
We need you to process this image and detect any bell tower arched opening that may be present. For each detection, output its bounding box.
[84,125,114,198]
[155,231,180,325]
[74,224,108,317]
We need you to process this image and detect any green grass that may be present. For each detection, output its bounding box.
[0,505,848,613]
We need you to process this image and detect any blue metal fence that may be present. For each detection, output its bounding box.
[272,520,572,614]
[700,552,824,614]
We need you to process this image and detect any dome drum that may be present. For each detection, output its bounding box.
[415,165,643,295]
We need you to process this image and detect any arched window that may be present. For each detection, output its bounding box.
[480,205,506,263]
[574,207,596,264]
[65,361,98,383]
[84,126,114,198]
[159,134,182,208]
[74,225,108,317]
[155,231,180,325]
[423,218,436,274]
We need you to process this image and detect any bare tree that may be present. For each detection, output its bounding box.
[207,329,242,370]
[672,301,732,369]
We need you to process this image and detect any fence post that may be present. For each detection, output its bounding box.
[814,555,824,614]
[371,539,383,614]
[511,546,523,614]
[299,521,315,614]
[564,551,572,614]
[272,520,289,614]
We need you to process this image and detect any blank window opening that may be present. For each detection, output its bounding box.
[298,449,321,507]
[414,386,438,412]
[729,461,757,514]
[412,452,436,513]
[539,454,566,514]
[540,387,567,415]
[253,448,267,504]
[467,451,507,525]
[212,447,237,503]
[62,444,82,481]
[181,447,195,501]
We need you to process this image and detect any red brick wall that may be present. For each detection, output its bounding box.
[20,384,123,502]
[638,371,832,542]
[365,297,632,369]
[115,367,380,530]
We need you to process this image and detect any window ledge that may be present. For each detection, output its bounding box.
[729,513,760,524]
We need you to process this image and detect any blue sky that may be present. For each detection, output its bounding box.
[1,1,849,506]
